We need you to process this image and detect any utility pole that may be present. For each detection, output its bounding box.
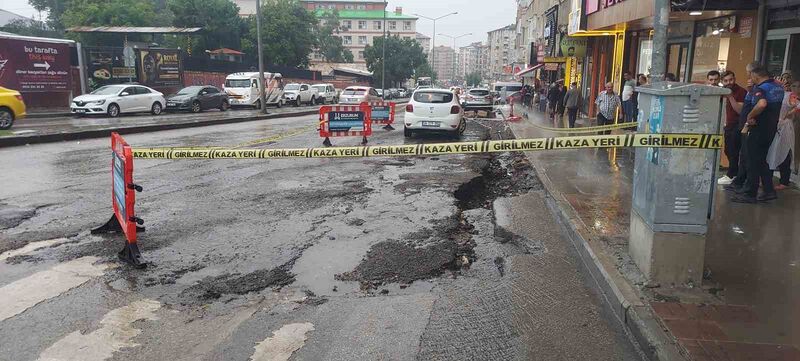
[651,0,669,82]
[382,0,387,98]
[255,0,268,114]
[413,12,458,84]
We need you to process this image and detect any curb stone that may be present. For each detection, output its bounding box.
[0,110,319,148]
[510,125,687,361]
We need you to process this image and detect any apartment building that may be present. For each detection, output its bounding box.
[432,45,456,82]
[487,24,516,81]
[458,42,484,80]
[302,1,417,65]
[415,32,431,59]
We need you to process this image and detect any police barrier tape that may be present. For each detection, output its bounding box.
[132,133,722,160]
[528,120,640,133]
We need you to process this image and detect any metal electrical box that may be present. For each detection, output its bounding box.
[632,83,730,234]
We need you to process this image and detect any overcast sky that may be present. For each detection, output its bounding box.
[2,0,518,46]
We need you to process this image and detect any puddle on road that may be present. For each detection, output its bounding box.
[37,299,161,361]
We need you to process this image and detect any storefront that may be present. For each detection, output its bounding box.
[764,2,800,181]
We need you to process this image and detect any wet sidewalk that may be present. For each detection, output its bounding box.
[509,106,800,361]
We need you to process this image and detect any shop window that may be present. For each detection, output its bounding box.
[765,38,788,77]
[690,16,753,83]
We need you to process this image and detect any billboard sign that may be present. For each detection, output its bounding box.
[87,47,136,86]
[560,37,588,58]
[138,49,182,86]
[328,111,366,132]
[0,38,71,92]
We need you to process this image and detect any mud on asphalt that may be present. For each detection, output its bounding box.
[336,119,544,290]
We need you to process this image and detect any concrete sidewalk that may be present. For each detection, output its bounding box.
[509,106,800,361]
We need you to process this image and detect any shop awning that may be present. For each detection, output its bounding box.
[515,64,543,78]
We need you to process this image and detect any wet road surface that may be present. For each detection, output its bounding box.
[0,112,644,360]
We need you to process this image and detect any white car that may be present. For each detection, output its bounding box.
[71,84,166,117]
[283,83,319,106]
[338,86,381,105]
[404,89,465,138]
[311,84,338,104]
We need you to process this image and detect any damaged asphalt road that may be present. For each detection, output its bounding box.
[0,113,644,360]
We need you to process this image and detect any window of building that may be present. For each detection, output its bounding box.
[404,36,411,40]
[358,36,367,45]
[358,20,367,29]
[404,21,412,31]
[342,20,351,30]
[374,21,382,30]
[389,21,396,30]
[345,4,354,9]
[357,5,366,10]
[328,5,334,9]
[343,36,352,45]
[359,51,365,59]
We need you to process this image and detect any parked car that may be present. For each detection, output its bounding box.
[224,72,284,109]
[166,86,229,113]
[462,88,494,111]
[71,84,165,117]
[376,89,385,99]
[397,88,408,98]
[388,88,400,99]
[0,86,26,130]
[339,86,381,104]
[283,83,319,106]
[311,83,338,104]
[404,89,465,138]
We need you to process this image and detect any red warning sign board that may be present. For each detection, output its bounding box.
[319,104,372,138]
[0,38,71,92]
[111,133,138,243]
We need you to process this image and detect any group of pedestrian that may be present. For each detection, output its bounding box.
[717,63,796,203]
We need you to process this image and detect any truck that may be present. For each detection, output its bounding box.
[283,83,319,106]
[223,72,285,109]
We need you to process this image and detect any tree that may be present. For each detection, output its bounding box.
[314,10,353,63]
[0,19,61,38]
[465,71,482,87]
[242,0,317,67]
[168,0,244,54]
[28,0,72,32]
[61,0,172,45]
[364,35,428,87]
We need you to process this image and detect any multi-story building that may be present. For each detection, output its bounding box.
[487,24,516,81]
[458,42,484,80]
[302,1,418,65]
[231,0,257,16]
[432,45,456,82]
[415,32,431,59]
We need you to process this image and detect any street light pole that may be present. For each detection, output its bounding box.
[382,0,387,98]
[438,33,471,85]
[413,12,458,84]
[255,0,268,114]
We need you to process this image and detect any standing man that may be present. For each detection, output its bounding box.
[717,71,748,185]
[621,72,636,122]
[732,63,784,203]
[563,82,582,128]
[707,70,721,86]
[595,82,620,135]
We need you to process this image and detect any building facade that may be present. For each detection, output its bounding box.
[458,42,484,81]
[303,1,417,65]
[432,45,456,82]
[415,32,431,59]
[487,24,516,81]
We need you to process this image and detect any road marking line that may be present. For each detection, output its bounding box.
[0,257,110,322]
[37,299,161,361]
[250,322,315,361]
[0,237,72,262]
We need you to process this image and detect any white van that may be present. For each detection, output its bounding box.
[224,72,285,109]
[492,81,523,101]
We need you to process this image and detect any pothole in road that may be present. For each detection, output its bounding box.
[455,151,542,210]
[335,215,476,290]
